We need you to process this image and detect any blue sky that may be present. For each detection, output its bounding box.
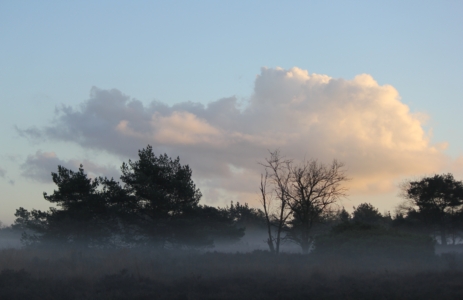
[1,1,462,224]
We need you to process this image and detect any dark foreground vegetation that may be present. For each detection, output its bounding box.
[1,248,463,300]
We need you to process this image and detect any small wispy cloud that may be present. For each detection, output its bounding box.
[0,167,15,186]
[20,150,120,183]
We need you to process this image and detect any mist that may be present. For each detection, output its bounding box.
[1,225,463,299]
[3,147,463,299]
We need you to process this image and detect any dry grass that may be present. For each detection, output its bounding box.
[1,247,463,299]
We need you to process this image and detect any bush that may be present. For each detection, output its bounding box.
[313,223,436,264]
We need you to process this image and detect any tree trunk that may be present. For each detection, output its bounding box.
[301,241,310,254]
[267,237,275,253]
[300,234,310,254]
[275,209,288,255]
[265,218,275,253]
[441,227,448,246]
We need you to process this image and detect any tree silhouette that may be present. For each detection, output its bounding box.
[15,165,119,247]
[227,201,266,232]
[338,207,351,223]
[259,151,293,254]
[121,146,202,218]
[402,173,463,245]
[15,145,244,249]
[352,203,384,225]
[260,150,348,254]
[119,146,204,247]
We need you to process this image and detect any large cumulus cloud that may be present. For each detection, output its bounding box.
[19,67,449,204]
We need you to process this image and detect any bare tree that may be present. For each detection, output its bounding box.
[259,172,275,253]
[259,151,293,254]
[260,150,348,254]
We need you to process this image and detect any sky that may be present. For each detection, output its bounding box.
[1,1,462,224]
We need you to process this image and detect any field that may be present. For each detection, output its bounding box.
[1,247,463,299]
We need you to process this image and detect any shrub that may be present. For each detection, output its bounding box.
[313,222,436,264]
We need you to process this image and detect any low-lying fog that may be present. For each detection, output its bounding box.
[2,227,462,255]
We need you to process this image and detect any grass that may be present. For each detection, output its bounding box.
[1,247,463,299]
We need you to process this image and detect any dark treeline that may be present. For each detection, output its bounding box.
[7,146,463,255]
[258,150,463,259]
[12,146,266,250]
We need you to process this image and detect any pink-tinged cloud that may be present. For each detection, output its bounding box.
[19,67,451,206]
[116,111,221,145]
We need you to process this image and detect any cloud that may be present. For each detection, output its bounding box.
[18,67,450,205]
[1,166,16,185]
[15,125,43,141]
[21,151,121,183]
[116,111,221,145]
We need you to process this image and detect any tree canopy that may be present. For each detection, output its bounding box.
[15,145,244,249]
[401,173,463,245]
[121,146,202,217]
[352,203,386,225]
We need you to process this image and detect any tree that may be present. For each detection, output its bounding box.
[227,201,266,232]
[313,222,435,265]
[15,145,244,249]
[260,150,348,254]
[338,207,351,223]
[401,173,463,246]
[352,203,384,225]
[15,165,120,247]
[121,146,202,217]
[286,157,348,253]
[181,205,245,246]
[119,145,204,247]
[259,151,293,254]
